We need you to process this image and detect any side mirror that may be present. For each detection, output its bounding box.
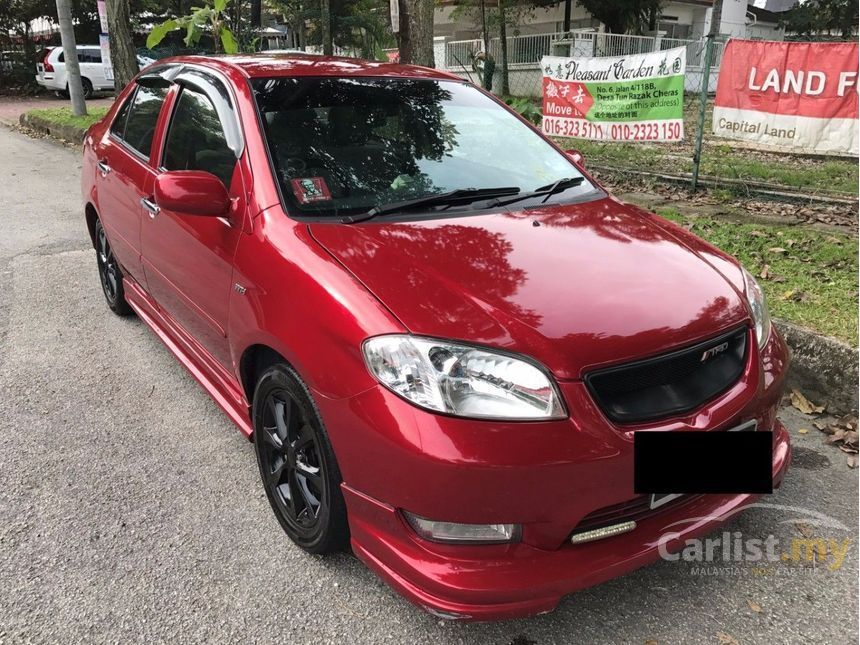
[154,170,230,217]
[565,149,585,166]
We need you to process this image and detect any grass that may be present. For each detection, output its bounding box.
[26,106,109,131]
[655,208,859,345]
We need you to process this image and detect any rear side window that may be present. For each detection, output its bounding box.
[120,84,168,158]
[162,86,236,187]
[80,49,102,63]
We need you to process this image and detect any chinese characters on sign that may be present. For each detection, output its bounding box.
[713,39,858,156]
[541,47,686,142]
[97,0,113,82]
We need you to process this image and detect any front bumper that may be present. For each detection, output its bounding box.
[316,326,791,621]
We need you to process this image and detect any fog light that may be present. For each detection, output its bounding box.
[570,520,637,545]
[403,511,520,544]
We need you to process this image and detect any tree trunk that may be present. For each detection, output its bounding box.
[563,0,571,32]
[55,0,86,115]
[251,0,261,29]
[499,5,509,96]
[321,0,333,55]
[106,0,138,93]
[398,0,434,67]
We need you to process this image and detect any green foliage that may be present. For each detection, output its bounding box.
[504,97,542,125]
[655,210,858,344]
[578,0,664,34]
[147,0,238,53]
[267,0,395,57]
[781,0,858,38]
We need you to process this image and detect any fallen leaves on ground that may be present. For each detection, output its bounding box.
[812,416,859,462]
[717,632,740,645]
[790,389,826,415]
[795,522,815,538]
[747,599,763,613]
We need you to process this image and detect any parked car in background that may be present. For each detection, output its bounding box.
[35,46,154,98]
[80,54,791,621]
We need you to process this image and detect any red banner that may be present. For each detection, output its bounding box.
[713,39,858,155]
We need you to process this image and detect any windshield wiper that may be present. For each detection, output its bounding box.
[482,177,586,209]
[342,186,521,223]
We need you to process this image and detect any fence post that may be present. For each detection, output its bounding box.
[691,34,714,191]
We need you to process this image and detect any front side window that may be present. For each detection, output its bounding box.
[119,84,168,158]
[162,86,236,187]
[251,77,594,217]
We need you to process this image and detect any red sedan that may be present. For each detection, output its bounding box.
[81,54,790,621]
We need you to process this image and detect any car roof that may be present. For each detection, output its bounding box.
[153,53,463,82]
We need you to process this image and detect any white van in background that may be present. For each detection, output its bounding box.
[35,46,154,98]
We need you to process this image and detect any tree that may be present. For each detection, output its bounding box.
[321,0,333,54]
[147,0,239,52]
[781,0,858,38]
[578,0,663,34]
[106,0,138,92]
[397,0,434,66]
[55,0,86,115]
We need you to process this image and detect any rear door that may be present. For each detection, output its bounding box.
[93,79,170,286]
[140,71,246,368]
[80,47,108,89]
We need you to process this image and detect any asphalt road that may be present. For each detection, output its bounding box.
[0,126,856,645]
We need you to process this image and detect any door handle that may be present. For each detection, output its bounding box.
[97,160,111,175]
[141,197,160,218]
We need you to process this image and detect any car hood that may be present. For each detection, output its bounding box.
[308,197,750,379]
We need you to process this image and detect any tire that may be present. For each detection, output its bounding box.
[94,219,133,316]
[80,78,93,99]
[253,363,350,554]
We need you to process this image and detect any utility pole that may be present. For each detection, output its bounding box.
[691,0,723,190]
[321,0,333,55]
[563,0,571,32]
[55,0,86,116]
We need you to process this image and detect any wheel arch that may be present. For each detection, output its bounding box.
[84,202,99,250]
[239,343,292,408]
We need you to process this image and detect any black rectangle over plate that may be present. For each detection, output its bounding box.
[634,430,773,494]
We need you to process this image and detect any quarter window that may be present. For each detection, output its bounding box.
[109,93,133,139]
[163,86,236,187]
[121,84,168,158]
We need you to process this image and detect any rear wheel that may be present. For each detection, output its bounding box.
[80,78,93,99]
[94,219,133,316]
[253,363,349,554]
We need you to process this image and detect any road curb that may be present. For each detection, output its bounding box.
[18,112,86,144]
[778,318,858,416]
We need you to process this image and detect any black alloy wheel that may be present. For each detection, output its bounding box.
[94,219,133,316]
[253,364,349,554]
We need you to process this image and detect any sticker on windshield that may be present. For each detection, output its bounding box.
[290,177,332,204]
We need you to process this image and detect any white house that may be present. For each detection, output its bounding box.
[434,0,786,43]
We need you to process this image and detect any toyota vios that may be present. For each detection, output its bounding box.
[81,54,791,621]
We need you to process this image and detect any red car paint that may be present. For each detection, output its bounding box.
[81,54,791,621]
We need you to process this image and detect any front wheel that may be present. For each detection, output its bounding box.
[94,219,133,316]
[253,363,349,554]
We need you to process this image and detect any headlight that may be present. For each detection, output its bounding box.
[362,335,566,420]
[742,268,771,348]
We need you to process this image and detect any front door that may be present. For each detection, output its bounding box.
[95,82,168,286]
[140,78,244,369]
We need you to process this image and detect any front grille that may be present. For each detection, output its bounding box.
[585,327,748,424]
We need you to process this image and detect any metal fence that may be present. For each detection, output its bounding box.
[438,30,726,97]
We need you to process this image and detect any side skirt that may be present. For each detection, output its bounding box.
[123,277,253,438]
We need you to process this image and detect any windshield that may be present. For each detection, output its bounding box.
[251,77,594,218]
